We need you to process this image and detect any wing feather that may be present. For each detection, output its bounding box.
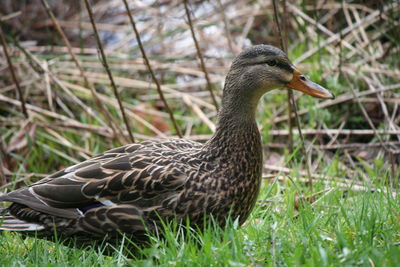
[0,140,201,228]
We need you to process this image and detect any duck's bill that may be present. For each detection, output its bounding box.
[285,70,334,99]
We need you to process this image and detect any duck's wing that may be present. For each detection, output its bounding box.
[0,140,201,231]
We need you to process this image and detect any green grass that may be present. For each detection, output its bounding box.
[1,132,399,266]
[1,171,399,266]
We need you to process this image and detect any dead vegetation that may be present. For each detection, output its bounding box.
[0,0,399,191]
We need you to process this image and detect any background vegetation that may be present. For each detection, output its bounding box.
[0,0,399,265]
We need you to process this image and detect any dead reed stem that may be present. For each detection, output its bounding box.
[216,0,236,54]
[272,0,312,190]
[12,41,128,142]
[84,0,135,143]
[265,141,400,150]
[0,1,399,191]
[0,24,29,119]
[184,0,219,111]
[0,137,6,186]
[122,0,182,138]
[345,75,399,179]
[281,0,294,155]
[39,0,124,142]
[271,0,294,155]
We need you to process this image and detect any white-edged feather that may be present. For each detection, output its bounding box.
[0,214,44,231]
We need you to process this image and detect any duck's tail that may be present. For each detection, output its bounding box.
[0,208,44,231]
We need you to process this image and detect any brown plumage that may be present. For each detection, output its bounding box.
[0,45,333,243]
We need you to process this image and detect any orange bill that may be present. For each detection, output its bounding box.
[285,69,334,99]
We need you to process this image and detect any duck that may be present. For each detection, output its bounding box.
[0,44,333,243]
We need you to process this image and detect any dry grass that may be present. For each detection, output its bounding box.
[0,0,399,199]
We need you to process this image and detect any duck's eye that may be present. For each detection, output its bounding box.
[266,59,277,66]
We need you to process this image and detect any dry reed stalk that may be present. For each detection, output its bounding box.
[337,3,400,147]
[320,120,367,178]
[41,61,54,111]
[0,173,48,190]
[40,20,130,33]
[55,63,224,95]
[84,0,135,143]
[264,141,400,150]
[360,75,400,142]
[318,141,400,150]
[182,95,216,132]
[0,78,38,94]
[43,127,92,159]
[263,164,361,185]
[294,2,399,64]
[39,0,125,142]
[268,129,400,136]
[345,75,399,181]
[271,0,294,153]
[122,0,182,138]
[216,0,236,54]
[281,0,296,155]
[59,73,170,138]
[27,46,98,55]
[0,139,6,186]
[57,71,216,112]
[0,25,29,119]
[65,57,225,82]
[288,4,371,62]
[183,0,219,111]
[272,0,314,189]
[0,94,104,132]
[41,122,114,139]
[0,11,22,22]
[1,1,399,189]
[57,79,187,121]
[17,44,120,134]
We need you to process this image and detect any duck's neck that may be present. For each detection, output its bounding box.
[206,112,261,155]
[204,93,262,162]
[203,93,263,223]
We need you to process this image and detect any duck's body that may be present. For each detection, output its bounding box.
[0,45,333,243]
[1,105,262,240]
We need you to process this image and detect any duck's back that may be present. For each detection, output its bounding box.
[0,138,206,238]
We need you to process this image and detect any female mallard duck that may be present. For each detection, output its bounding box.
[0,45,333,241]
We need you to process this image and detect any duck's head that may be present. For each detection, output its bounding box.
[222,45,334,113]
